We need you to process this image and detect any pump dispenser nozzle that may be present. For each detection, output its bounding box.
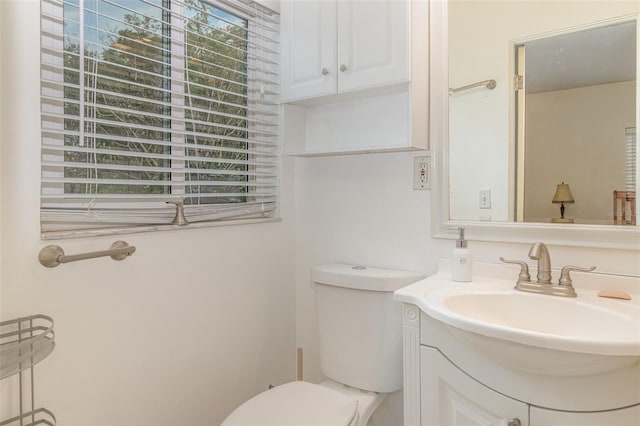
[456,227,468,248]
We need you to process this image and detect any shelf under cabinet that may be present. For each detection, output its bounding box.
[283,83,428,156]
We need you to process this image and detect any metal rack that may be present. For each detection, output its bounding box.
[0,315,56,426]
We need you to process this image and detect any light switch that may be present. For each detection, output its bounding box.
[479,190,491,209]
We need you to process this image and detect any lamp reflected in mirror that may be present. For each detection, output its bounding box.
[551,182,575,223]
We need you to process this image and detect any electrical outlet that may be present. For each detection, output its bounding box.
[413,156,430,190]
[479,190,491,209]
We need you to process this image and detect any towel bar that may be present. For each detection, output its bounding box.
[38,240,136,268]
[449,79,497,94]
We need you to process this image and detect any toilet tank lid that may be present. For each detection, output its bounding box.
[312,264,424,292]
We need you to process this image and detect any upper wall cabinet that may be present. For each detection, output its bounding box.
[281,0,410,102]
[281,0,428,156]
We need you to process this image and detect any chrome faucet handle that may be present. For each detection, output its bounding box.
[559,265,596,286]
[499,257,531,283]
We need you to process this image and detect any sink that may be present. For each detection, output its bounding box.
[394,263,640,376]
[442,291,639,352]
[427,285,640,375]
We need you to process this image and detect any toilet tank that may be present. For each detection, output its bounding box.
[311,264,423,393]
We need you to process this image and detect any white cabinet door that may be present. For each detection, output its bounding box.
[421,346,529,426]
[531,405,640,426]
[280,0,336,101]
[281,0,410,102]
[336,0,410,93]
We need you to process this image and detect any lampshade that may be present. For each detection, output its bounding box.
[552,182,574,204]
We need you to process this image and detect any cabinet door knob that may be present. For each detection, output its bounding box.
[507,418,521,426]
[339,64,348,72]
[321,67,329,76]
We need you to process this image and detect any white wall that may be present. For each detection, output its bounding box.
[0,2,296,425]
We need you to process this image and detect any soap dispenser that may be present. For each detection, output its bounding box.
[452,227,472,282]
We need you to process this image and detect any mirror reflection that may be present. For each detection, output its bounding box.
[448,1,638,226]
[518,22,636,225]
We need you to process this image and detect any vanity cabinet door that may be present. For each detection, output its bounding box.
[421,346,529,426]
[530,405,640,425]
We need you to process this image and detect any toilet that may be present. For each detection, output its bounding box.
[222,263,423,426]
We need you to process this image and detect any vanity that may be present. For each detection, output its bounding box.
[394,259,640,426]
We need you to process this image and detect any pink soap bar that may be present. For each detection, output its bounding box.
[597,290,631,300]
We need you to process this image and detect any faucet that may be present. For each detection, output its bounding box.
[528,242,551,284]
[500,242,596,298]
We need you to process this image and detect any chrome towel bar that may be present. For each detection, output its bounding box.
[38,240,136,268]
[449,79,497,94]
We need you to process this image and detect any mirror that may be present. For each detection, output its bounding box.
[430,0,640,248]
[517,22,636,225]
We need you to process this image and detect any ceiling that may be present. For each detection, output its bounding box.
[525,21,637,94]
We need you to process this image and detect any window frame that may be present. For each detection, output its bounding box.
[40,0,281,238]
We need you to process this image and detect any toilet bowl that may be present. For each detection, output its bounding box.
[221,264,423,426]
[221,380,385,426]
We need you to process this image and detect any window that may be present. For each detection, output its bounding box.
[40,0,280,236]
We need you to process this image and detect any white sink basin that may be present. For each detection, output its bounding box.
[394,263,640,376]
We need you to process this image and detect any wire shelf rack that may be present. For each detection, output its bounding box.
[0,408,56,426]
[0,315,56,426]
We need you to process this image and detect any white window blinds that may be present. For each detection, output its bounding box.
[40,0,280,234]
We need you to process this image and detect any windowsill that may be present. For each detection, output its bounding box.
[41,217,282,241]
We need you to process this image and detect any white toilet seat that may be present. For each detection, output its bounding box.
[221,381,383,426]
